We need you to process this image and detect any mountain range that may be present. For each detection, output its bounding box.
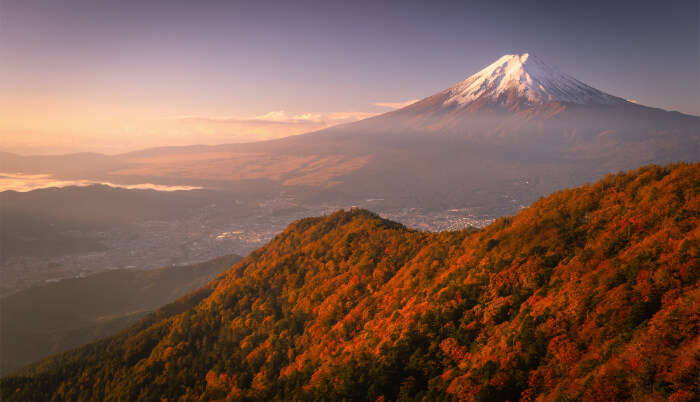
[2,163,697,401]
[3,53,698,215]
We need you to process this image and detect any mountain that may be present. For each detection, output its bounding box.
[338,53,697,147]
[3,163,697,401]
[357,52,633,131]
[3,54,697,216]
[0,254,242,375]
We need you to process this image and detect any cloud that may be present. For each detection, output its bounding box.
[176,110,377,127]
[374,99,420,109]
[252,110,377,124]
[253,110,312,122]
[326,111,377,121]
[0,172,201,192]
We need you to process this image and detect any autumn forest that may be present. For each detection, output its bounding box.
[2,163,698,401]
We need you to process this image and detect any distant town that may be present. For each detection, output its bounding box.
[0,196,497,296]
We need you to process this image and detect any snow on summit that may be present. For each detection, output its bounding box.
[444,53,627,107]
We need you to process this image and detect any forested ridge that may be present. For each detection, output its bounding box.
[2,163,698,401]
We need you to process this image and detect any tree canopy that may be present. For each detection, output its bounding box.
[2,163,698,401]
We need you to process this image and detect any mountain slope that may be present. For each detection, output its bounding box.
[0,254,242,375]
[2,163,698,401]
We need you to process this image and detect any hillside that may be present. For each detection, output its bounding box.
[2,164,698,401]
[0,254,242,375]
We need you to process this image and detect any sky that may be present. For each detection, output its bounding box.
[1,0,698,155]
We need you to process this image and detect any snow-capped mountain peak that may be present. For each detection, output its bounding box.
[444,53,627,107]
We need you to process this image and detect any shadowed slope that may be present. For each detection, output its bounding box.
[0,255,242,375]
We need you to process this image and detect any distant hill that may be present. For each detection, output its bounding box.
[0,185,253,296]
[0,185,226,263]
[0,254,241,375]
[0,184,240,227]
[2,163,697,401]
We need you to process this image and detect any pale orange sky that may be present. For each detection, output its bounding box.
[0,95,409,155]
